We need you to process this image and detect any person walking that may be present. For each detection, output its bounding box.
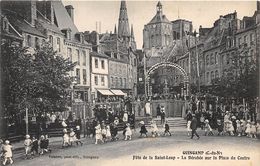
[160,106,166,125]
[190,115,200,139]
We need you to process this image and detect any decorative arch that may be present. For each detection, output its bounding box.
[145,62,190,97]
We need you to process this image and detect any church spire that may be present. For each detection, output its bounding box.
[118,0,130,38]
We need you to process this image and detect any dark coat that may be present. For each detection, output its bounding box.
[190,118,198,130]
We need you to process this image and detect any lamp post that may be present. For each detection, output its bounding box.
[83,92,86,138]
[25,107,28,135]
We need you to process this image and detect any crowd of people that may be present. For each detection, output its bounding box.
[185,97,260,139]
[1,95,259,165]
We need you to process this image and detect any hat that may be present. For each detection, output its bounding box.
[205,119,209,123]
[63,129,67,133]
[70,128,74,131]
[76,126,80,130]
[62,119,65,121]
[25,135,30,139]
[247,120,251,123]
[139,121,144,125]
[226,111,229,114]
[5,140,10,144]
[236,120,240,123]
[231,116,236,119]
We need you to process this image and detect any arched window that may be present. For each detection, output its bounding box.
[211,71,214,82]
[215,70,219,78]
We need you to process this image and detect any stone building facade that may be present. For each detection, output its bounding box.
[84,0,138,97]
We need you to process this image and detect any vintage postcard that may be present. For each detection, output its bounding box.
[0,0,259,166]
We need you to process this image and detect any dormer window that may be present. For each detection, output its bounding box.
[67,30,71,40]
[62,29,72,40]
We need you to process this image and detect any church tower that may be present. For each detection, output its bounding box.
[118,0,130,40]
[143,1,173,49]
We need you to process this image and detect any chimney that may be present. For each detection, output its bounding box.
[257,1,260,11]
[96,32,100,53]
[65,5,74,22]
[31,1,37,26]
[46,1,54,24]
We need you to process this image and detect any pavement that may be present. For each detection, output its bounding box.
[4,127,260,166]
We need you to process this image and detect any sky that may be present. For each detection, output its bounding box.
[63,0,257,49]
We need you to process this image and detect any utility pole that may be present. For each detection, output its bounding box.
[194,30,200,93]
[25,107,29,135]
[144,50,147,99]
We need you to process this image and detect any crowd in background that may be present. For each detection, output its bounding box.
[185,96,260,138]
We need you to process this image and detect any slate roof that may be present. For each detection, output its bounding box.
[52,1,79,42]
[36,14,63,35]
[3,9,46,38]
[148,11,171,25]
[90,51,110,59]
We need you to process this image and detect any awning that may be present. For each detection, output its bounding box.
[110,89,127,96]
[97,89,114,96]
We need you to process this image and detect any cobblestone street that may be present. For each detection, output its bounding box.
[11,128,260,166]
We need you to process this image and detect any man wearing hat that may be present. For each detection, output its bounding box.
[190,115,200,139]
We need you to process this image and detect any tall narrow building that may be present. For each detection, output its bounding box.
[118,0,130,40]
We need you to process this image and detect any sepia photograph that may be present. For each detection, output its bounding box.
[0,0,259,165]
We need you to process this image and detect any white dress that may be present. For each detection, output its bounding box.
[145,103,151,115]
[63,133,70,143]
[106,127,111,137]
[245,123,251,133]
[69,131,76,142]
[187,121,192,132]
[250,125,256,134]
[151,123,158,133]
[125,126,132,136]
[95,126,102,140]
[123,113,128,122]
[2,145,12,158]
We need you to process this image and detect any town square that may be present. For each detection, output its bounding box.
[0,0,259,165]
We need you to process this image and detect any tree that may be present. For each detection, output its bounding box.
[1,42,76,117]
[211,44,258,103]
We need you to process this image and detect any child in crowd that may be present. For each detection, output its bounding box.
[105,125,111,142]
[44,135,51,153]
[139,121,148,138]
[245,120,251,137]
[256,122,260,138]
[24,135,32,159]
[124,123,132,141]
[250,122,257,138]
[101,124,107,142]
[163,121,172,136]
[241,120,247,136]
[31,137,38,156]
[151,121,160,137]
[39,135,45,155]
[227,120,234,136]
[200,114,205,130]
[217,119,224,136]
[187,120,192,137]
[1,140,13,165]
[95,123,103,144]
[204,119,214,136]
[236,120,242,137]
[75,126,83,146]
[111,123,119,141]
[62,129,70,148]
[69,128,76,146]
